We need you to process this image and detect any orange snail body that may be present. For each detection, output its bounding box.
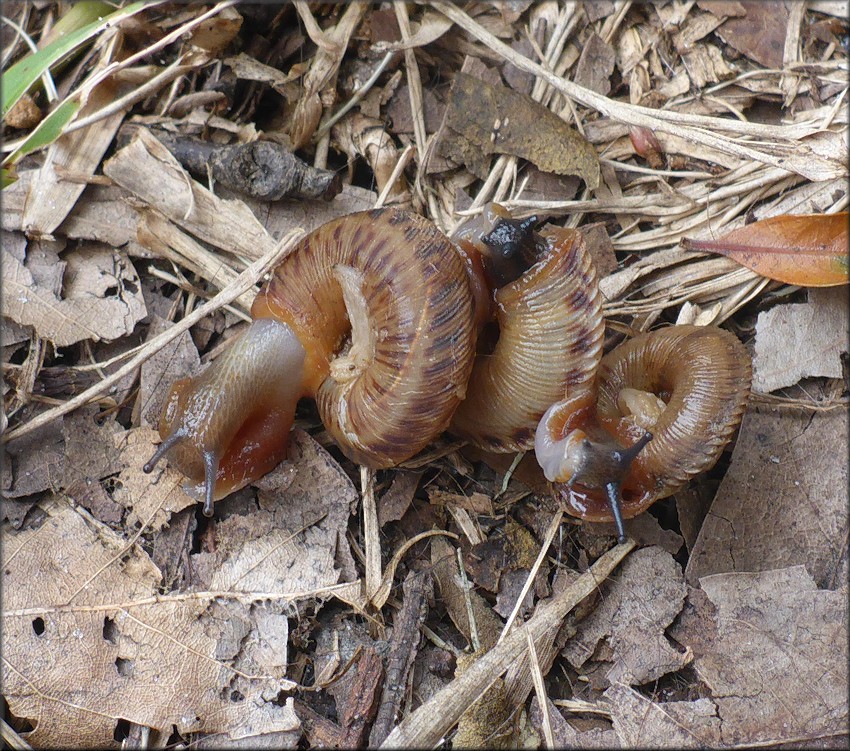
[146,208,476,514]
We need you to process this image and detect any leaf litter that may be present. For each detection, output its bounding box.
[1,2,847,748]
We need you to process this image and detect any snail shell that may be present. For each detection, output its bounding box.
[544,324,752,523]
[148,208,475,512]
[253,208,476,468]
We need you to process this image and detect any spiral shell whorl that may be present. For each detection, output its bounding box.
[254,209,476,467]
[597,325,752,501]
[451,227,604,452]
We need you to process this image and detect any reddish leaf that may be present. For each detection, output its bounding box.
[681,213,849,287]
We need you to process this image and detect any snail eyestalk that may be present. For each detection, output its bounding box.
[143,430,188,474]
[203,451,218,517]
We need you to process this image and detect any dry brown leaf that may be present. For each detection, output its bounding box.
[427,488,493,516]
[377,470,422,527]
[21,76,135,238]
[2,242,147,348]
[184,5,242,53]
[681,213,850,287]
[562,546,688,686]
[103,129,277,262]
[530,695,619,749]
[686,409,848,589]
[138,314,202,430]
[112,426,197,531]
[604,683,722,747]
[431,536,502,651]
[574,33,616,96]
[1,420,65,498]
[2,169,149,256]
[669,566,848,745]
[224,52,306,92]
[437,72,600,186]
[753,286,849,393]
[332,113,409,203]
[60,407,124,489]
[290,2,369,149]
[2,499,300,748]
[256,428,358,586]
[711,0,792,68]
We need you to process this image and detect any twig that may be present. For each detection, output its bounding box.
[362,466,382,602]
[431,2,843,181]
[499,511,563,643]
[526,629,554,750]
[380,540,636,748]
[369,570,431,746]
[457,546,480,652]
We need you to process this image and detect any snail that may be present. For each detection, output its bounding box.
[535,324,752,542]
[143,205,600,516]
[143,204,751,538]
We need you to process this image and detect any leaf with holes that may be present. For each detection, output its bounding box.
[1,499,299,748]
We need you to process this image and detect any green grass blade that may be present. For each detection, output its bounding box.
[3,98,81,166]
[2,1,148,119]
[1,167,18,189]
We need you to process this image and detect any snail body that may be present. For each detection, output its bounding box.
[535,324,752,540]
[147,208,477,514]
[145,202,752,535]
[451,221,604,453]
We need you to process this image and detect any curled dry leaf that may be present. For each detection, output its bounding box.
[437,72,600,186]
[151,129,342,201]
[681,212,849,287]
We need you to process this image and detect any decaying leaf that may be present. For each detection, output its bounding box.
[708,0,791,68]
[604,683,722,748]
[562,546,688,686]
[1,419,65,498]
[2,241,147,348]
[20,76,136,238]
[436,72,600,186]
[681,213,849,287]
[753,286,849,393]
[687,409,848,589]
[377,470,422,527]
[255,428,359,587]
[2,499,300,748]
[184,5,242,53]
[151,129,342,201]
[669,566,848,745]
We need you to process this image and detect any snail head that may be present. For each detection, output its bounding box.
[535,403,653,544]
